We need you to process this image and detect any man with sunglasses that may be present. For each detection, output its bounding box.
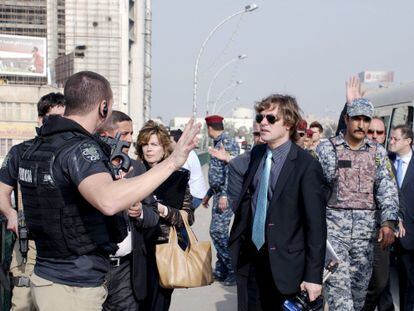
[367,118,386,144]
[316,98,399,311]
[229,94,327,310]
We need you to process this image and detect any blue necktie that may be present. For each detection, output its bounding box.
[252,150,272,250]
[396,158,404,188]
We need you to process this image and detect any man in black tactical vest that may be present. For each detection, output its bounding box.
[17,71,200,310]
[0,92,65,311]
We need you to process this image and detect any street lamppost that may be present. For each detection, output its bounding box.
[212,80,243,114]
[192,4,258,118]
[206,54,247,116]
[215,97,241,115]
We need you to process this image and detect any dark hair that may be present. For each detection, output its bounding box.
[208,123,224,131]
[63,71,113,116]
[37,92,65,117]
[393,124,413,147]
[135,120,172,161]
[169,129,183,143]
[309,121,323,133]
[255,94,302,140]
[96,110,132,133]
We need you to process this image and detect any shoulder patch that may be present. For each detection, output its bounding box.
[79,142,102,162]
[1,153,10,170]
[384,157,395,179]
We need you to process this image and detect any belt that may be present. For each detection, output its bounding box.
[109,254,131,267]
[12,276,30,287]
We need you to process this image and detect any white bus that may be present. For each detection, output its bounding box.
[366,82,414,145]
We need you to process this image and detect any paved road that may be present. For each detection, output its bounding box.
[170,164,237,311]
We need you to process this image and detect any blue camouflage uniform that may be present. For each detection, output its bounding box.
[316,132,399,311]
[207,132,240,279]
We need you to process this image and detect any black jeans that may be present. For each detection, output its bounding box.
[103,254,139,311]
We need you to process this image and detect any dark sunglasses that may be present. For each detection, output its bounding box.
[255,113,280,124]
[367,129,384,135]
[298,132,305,137]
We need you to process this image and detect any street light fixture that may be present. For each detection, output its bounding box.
[206,54,247,116]
[212,80,243,114]
[215,97,241,115]
[192,4,258,118]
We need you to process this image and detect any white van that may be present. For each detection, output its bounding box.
[366,82,414,146]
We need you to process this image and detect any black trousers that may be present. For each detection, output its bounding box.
[396,242,414,311]
[103,255,139,311]
[238,242,296,311]
[236,264,262,311]
[139,247,173,311]
[362,240,394,311]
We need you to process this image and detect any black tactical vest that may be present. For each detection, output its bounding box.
[18,131,127,258]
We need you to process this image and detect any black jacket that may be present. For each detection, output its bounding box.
[229,143,327,294]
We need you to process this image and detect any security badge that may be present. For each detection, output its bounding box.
[80,142,102,162]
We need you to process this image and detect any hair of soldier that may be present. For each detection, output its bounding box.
[393,124,413,147]
[96,110,132,134]
[135,120,173,161]
[169,129,183,143]
[37,92,65,117]
[255,94,302,140]
[63,71,113,116]
[309,121,323,133]
[207,122,224,131]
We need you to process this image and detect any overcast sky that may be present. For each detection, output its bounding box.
[150,0,414,122]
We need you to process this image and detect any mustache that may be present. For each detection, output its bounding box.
[353,128,366,134]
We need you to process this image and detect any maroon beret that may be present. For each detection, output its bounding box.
[205,115,224,125]
[296,119,308,131]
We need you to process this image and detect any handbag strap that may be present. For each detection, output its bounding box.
[167,223,178,244]
[179,210,198,246]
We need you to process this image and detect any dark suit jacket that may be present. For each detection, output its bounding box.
[229,142,327,294]
[390,153,414,250]
[127,160,159,301]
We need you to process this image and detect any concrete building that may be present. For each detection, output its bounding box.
[0,0,148,156]
[0,84,62,161]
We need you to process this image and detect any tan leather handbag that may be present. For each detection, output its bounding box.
[155,210,213,288]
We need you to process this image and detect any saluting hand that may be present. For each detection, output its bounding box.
[346,76,365,104]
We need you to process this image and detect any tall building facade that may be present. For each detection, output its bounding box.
[0,0,148,160]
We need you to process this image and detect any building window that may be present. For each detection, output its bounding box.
[0,138,13,157]
[0,102,37,121]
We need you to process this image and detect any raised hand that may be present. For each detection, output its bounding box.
[209,145,229,162]
[346,76,365,104]
[169,119,201,170]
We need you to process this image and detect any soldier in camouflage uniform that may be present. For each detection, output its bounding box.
[316,98,399,311]
[202,115,240,286]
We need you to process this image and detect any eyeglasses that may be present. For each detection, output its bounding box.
[252,131,260,137]
[298,132,305,138]
[255,113,280,124]
[367,129,385,135]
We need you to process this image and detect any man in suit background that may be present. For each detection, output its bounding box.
[229,94,327,310]
[98,111,159,310]
[388,124,414,311]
